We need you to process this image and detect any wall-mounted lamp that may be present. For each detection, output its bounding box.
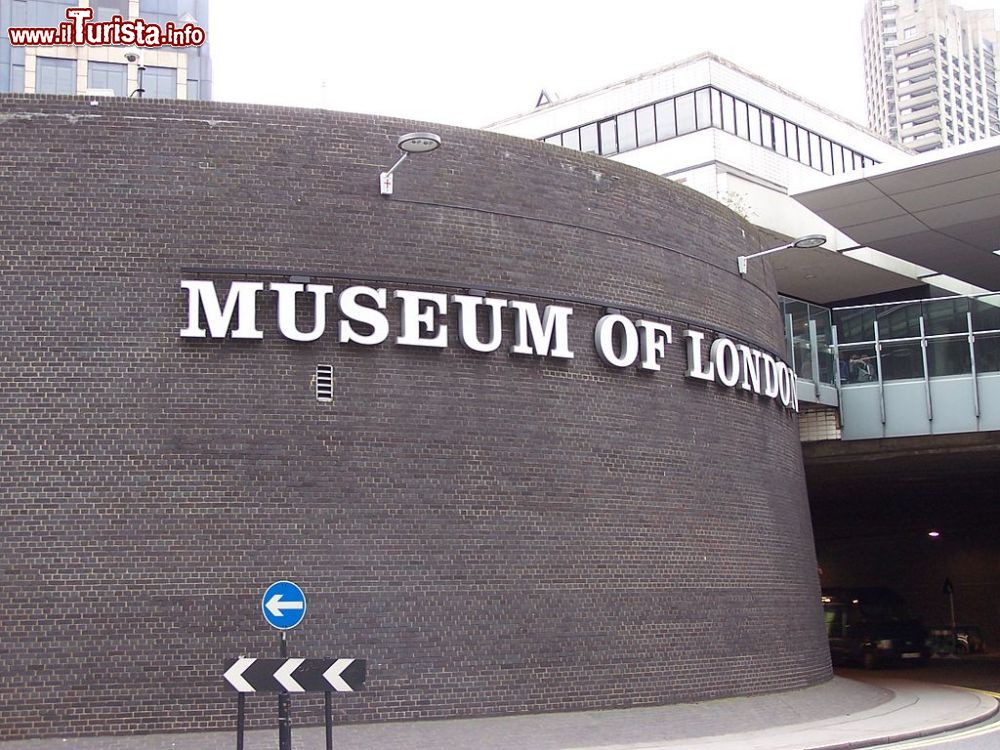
[380,132,442,196]
[124,50,146,98]
[737,234,827,277]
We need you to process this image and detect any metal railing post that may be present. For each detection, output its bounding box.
[874,321,886,428]
[968,311,981,420]
[919,316,933,425]
[809,319,821,400]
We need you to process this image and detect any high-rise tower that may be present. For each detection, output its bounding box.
[863,0,999,151]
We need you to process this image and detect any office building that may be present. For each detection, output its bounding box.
[862,0,1000,151]
[488,52,1000,661]
[0,0,211,99]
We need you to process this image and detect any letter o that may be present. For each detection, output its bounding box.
[594,315,639,368]
[777,363,792,406]
[711,338,741,387]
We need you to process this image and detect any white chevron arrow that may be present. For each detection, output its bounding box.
[223,658,256,692]
[274,658,306,692]
[323,658,356,692]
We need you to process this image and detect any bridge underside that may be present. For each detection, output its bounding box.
[804,432,1000,647]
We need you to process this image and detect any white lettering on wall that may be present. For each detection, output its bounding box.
[269,282,334,342]
[338,286,389,346]
[395,290,449,348]
[509,301,574,359]
[180,280,264,339]
[452,294,508,353]
[594,314,639,368]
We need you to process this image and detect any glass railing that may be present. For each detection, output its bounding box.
[779,296,836,387]
[828,292,1000,439]
[832,293,1000,385]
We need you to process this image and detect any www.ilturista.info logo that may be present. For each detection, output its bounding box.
[8,7,205,48]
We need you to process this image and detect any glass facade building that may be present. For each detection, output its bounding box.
[541,85,881,177]
[0,0,211,99]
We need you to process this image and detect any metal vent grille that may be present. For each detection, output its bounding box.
[315,364,334,402]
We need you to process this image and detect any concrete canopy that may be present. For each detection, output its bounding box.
[792,138,1000,292]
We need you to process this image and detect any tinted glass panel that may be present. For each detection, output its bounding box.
[636,105,655,146]
[655,99,676,139]
[975,333,1000,372]
[971,295,1000,331]
[580,123,598,153]
[720,93,736,134]
[785,122,798,159]
[599,119,617,155]
[734,99,749,139]
[748,105,762,145]
[773,117,787,155]
[675,93,696,135]
[87,61,127,96]
[760,113,774,149]
[694,88,711,129]
[834,308,877,344]
[924,298,969,335]
[927,339,971,376]
[880,342,924,380]
[143,65,177,99]
[562,128,580,151]
[877,305,921,339]
[616,111,636,152]
[710,89,722,127]
[36,57,75,95]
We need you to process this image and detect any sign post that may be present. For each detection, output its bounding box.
[226,582,367,749]
[224,657,367,750]
[261,581,306,750]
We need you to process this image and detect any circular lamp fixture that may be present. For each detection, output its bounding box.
[792,234,827,249]
[397,132,441,154]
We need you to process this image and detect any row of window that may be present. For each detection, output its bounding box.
[539,86,880,177]
[20,0,179,26]
[35,57,177,98]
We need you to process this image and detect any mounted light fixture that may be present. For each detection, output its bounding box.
[737,234,827,277]
[379,132,442,196]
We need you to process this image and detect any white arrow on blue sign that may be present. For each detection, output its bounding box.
[262,580,307,630]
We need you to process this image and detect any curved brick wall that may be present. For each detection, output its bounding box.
[0,95,829,739]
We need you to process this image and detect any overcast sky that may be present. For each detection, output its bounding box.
[209,0,1000,130]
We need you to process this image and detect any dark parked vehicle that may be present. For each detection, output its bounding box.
[822,588,930,669]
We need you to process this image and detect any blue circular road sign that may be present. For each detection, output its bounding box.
[261,580,307,630]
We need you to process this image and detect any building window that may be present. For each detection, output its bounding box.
[598,118,617,155]
[655,98,676,140]
[87,61,126,96]
[35,57,75,95]
[29,0,75,27]
[616,110,637,153]
[636,105,655,147]
[143,65,177,99]
[93,0,129,22]
[535,85,879,176]
[675,92,696,135]
[138,0,177,26]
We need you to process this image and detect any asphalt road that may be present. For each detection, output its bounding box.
[841,656,1000,749]
[837,654,1000,692]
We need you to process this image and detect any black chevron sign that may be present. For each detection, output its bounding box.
[223,658,366,693]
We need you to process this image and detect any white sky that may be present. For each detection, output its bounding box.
[208,0,1000,130]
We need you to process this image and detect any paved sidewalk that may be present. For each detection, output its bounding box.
[1,676,996,750]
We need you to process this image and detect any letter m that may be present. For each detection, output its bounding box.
[180,280,264,339]
[508,301,574,359]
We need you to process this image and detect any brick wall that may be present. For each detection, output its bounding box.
[0,94,830,739]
